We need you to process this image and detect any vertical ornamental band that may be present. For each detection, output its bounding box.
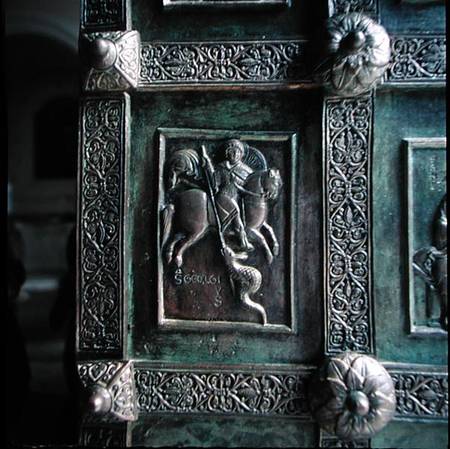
[78,94,129,354]
[324,94,374,355]
[81,0,129,31]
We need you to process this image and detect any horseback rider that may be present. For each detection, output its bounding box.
[205,139,254,251]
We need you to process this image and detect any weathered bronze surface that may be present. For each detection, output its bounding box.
[158,129,294,330]
[76,0,447,446]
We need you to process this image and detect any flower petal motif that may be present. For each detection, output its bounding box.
[309,352,396,441]
[318,12,391,96]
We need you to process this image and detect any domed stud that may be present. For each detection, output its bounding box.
[316,12,391,96]
[89,38,117,70]
[343,30,367,53]
[86,385,113,415]
[309,352,396,441]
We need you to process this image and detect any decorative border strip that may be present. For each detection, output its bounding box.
[80,421,129,447]
[139,40,310,87]
[164,0,290,6]
[81,0,128,31]
[324,95,374,355]
[77,94,129,354]
[328,0,378,16]
[132,364,446,420]
[384,35,446,85]
[134,367,312,418]
[386,365,448,421]
[319,431,370,448]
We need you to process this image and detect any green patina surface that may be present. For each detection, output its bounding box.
[132,0,326,41]
[131,416,317,447]
[122,0,447,446]
[371,421,448,449]
[127,90,324,364]
[373,89,447,365]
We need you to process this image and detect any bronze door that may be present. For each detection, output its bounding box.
[76,1,447,447]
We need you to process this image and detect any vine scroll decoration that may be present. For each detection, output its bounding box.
[385,35,446,84]
[391,371,448,420]
[139,41,309,86]
[135,369,311,417]
[324,95,373,355]
[328,0,379,16]
[78,96,128,353]
[81,0,128,31]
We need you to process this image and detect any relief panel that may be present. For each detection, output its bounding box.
[405,138,447,336]
[157,128,296,333]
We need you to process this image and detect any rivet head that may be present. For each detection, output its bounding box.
[87,385,112,414]
[89,38,117,70]
[347,390,370,416]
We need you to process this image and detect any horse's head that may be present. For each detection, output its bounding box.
[167,149,201,190]
[261,168,283,200]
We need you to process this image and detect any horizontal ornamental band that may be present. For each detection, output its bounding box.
[81,34,445,91]
[383,35,446,86]
[139,40,310,87]
[129,364,448,421]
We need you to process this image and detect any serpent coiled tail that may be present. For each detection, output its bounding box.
[222,246,267,325]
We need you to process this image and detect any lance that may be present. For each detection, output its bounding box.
[200,145,227,251]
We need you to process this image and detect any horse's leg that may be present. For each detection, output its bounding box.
[165,233,183,265]
[261,222,279,257]
[247,227,273,264]
[173,229,207,268]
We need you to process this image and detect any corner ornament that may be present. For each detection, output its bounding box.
[316,13,391,96]
[309,352,396,441]
[80,30,141,91]
[78,361,137,422]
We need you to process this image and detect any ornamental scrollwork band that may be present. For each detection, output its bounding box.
[79,423,128,448]
[139,41,309,86]
[328,0,379,16]
[390,370,448,420]
[324,95,373,354]
[77,35,445,91]
[135,369,311,417]
[81,0,128,31]
[129,364,446,421]
[78,95,128,353]
[384,35,446,85]
[319,432,370,448]
[163,0,290,7]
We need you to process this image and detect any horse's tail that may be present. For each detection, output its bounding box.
[161,203,175,248]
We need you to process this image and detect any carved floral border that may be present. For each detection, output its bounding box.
[324,95,374,355]
[130,364,447,420]
[328,0,379,17]
[77,94,129,354]
[139,40,309,86]
[134,367,313,417]
[81,0,128,31]
[387,367,448,421]
[384,35,446,85]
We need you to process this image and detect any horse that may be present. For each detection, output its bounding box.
[161,168,283,268]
